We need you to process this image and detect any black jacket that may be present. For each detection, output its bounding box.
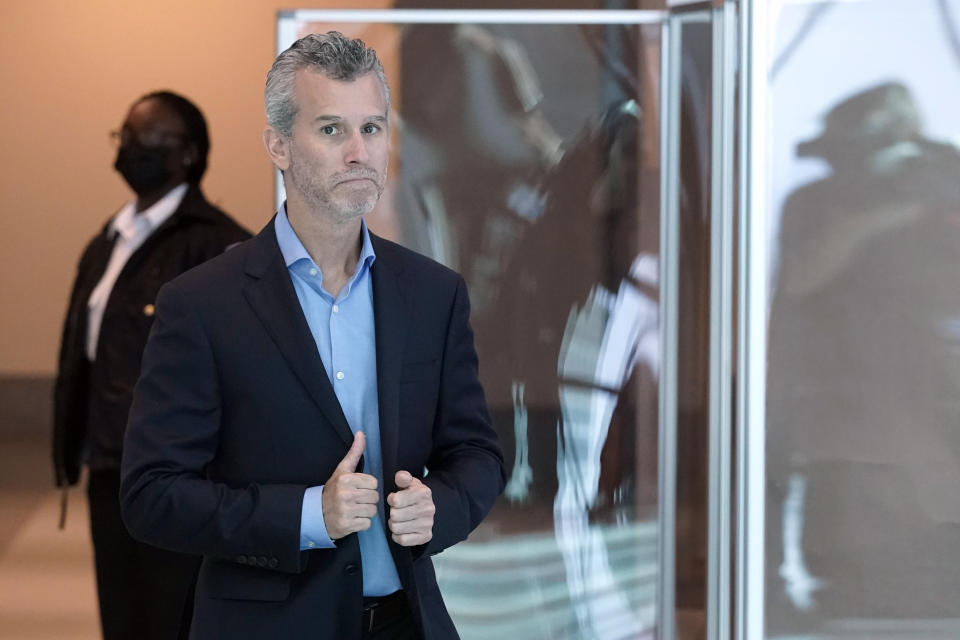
[53,185,250,486]
[119,221,505,639]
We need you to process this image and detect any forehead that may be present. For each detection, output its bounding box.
[292,69,387,121]
[124,99,183,131]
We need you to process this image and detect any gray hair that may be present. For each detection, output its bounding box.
[265,31,390,137]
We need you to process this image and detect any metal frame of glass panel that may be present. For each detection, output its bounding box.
[664,8,720,638]
[707,3,738,640]
[664,3,767,638]
[736,1,768,639]
[662,4,743,639]
[658,14,680,640]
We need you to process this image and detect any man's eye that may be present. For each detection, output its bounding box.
[362,124,381,134]
[320,125,339,135]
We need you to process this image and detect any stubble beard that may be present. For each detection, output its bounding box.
[287,154,384,225]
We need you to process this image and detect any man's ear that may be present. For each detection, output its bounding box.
[263,126,290,172]
[183,142,200,170]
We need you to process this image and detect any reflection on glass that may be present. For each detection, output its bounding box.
[674,16,713,628]
[555,255,659,639]
[504,381,532,502]
[279,16,662,638]
[400,23,663,640]
[766,1,960,636]
[288,18,662,640]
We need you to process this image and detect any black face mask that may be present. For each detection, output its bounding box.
[114,143,174,195]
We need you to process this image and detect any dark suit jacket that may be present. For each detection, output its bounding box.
[119,219,505,640]
[53,185,249,486]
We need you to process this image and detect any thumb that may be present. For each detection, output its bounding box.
[394,470,413,489]
[336,431,365,473]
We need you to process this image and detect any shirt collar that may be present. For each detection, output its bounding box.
[110,183,188,241]
[274,203,376,272]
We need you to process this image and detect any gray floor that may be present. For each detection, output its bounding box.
[0,437,49,556]
[0,377,99,639]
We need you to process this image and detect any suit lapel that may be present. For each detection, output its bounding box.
[83,232,118,295]
[370,235,408,488]
[242,220,354,448]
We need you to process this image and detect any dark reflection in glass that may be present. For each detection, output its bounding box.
[393,21,661,640]
[673,18,713,632]
[761,4,960,637]
[767,80,960,633]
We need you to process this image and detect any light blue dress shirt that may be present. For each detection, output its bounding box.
[275,205,401,597]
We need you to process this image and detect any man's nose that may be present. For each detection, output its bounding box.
[343,130,369,165]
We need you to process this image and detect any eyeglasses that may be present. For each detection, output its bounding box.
[109,128,187,148]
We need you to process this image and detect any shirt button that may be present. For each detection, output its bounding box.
[336,371,344,380]
[307,541,315,548]
[309,268,318,277]
[332,304,339,313]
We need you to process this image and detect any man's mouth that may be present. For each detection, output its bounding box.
[336,173,377,187]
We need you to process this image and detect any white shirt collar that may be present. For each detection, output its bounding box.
[110,183,189,241]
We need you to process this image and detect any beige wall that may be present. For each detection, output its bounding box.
[0,0,390,375]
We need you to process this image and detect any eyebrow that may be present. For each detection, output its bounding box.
[312,115,388,124]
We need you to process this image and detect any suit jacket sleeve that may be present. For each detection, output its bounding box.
[420,276,505,558]
[52,241,97,488]
[119,280,308,574]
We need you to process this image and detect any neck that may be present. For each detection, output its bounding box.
[285,196,363,290]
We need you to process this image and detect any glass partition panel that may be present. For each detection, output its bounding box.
[279,11,665,639]
[670,8,715,638]
[764,1,960,637]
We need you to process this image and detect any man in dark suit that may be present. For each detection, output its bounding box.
[53,91,250,639]
[119,32,505,640]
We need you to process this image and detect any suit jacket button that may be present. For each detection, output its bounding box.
[236,555,247,564]
[268,558,278,569]
[247,556,258,566]
[344,563,359,575]
[257,556,268,568]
